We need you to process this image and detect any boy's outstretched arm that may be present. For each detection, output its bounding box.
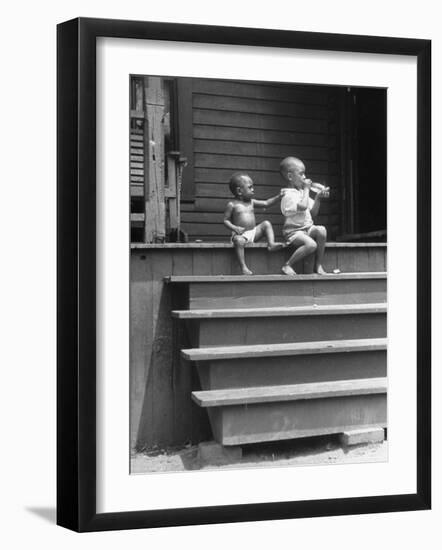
[223,202,244,234]
[253,190,284,208]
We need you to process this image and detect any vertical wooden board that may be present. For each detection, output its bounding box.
[246,247,266,275]
[336,247,351,273]
[166,156,178,232]
[192,249,212,275]
[356,247,370,272]
[321,246,337,273]
[327,91,341,223]
[337,247,360,273]
[177,78,195,201]
[151,251,175,446]
[243,247,256,274]
[368,246,387,272]
[134,78,144,111]
[230,247,243,275]
[130,253,154,451]
[191,364,212,444]
[144,77,166,242]
[211,248,233,276]
[267,247,284,275]
[303,254,315,274]
[171,249,193,277]
[171,250,194,444]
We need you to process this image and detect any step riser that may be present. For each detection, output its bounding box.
[232,247,386,274]
[189,279,387,309]
[208,394,387,445]
[193,313,386,347]
[197,350,386,390]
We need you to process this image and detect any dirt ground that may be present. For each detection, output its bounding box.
[131,434,388,474]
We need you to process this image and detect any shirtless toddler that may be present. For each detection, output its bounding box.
[223,172,284,275]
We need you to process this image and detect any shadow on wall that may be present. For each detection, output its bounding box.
[134,280,211,452]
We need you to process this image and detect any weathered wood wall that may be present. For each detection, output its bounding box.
[130,243,386,451]
[180,79,342,241]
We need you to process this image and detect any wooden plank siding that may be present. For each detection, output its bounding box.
[180,79,343,241]
[130,244,386,451]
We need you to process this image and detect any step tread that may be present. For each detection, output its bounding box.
[173,302,387,319]
[181,337,387,361]
[192,377,387,407]
[166,272,386,283]
[134,242,387,249]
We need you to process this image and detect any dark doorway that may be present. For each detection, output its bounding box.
[345,87,387,238]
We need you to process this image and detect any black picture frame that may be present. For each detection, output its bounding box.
[57,17,431,532]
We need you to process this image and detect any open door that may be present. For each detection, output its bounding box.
[341,87,387,241]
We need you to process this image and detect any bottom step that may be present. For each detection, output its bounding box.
[193,378,387,446]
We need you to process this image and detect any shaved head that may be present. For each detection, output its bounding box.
[279,156,304,179]
[229,172,251,196]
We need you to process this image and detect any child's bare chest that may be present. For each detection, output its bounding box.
[233,201,254,215]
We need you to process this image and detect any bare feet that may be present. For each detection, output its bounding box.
[315,264,327,275]
[268,242,285,252]
[241,267,253,275]
[282,264,296,276]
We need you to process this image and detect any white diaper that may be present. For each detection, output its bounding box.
[231,227,256,243]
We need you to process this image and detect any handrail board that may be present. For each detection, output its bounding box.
[173,303,387,319]
[166,272,387,283]
[192,377,387,407]
[181,337,387,361]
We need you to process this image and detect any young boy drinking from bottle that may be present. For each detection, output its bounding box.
[279,156,330,276]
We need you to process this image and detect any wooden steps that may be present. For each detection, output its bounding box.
[192,377,387,407]
[184,339,387,401]
[167,273,386,282]
[191,350,386,390]
[182,337,387,361]
[169,267,387,447]
[204,394,387,445]
[167,272,387,309]
[172,303,387,319]
[174,303,387,347]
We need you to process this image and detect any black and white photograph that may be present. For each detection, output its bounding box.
[0,0,436,542]
[129,75,388,474]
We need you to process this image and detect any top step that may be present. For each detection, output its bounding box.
[134,242,386,249]
[166,272,386,284]
[167,273,387,309]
